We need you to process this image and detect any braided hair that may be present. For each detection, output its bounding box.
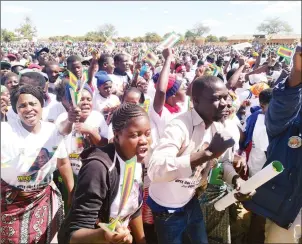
[11,85,44,114]
[112,103,148,133]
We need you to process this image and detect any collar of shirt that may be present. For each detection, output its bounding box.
[191,108,204,127]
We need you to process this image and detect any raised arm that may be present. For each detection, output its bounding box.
[265,47,302,137]
[153,48,173,114]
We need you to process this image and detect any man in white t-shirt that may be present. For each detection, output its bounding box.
[111,54,131,97]
[147,76,251,244]
[247,88,273,176]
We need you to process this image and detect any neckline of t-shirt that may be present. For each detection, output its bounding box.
[17,119,44,137]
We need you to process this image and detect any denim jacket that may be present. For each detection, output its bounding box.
[244,76,302,229]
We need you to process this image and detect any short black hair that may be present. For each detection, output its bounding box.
[67,55,82,66]
[98,53,112,69]
[114,53,126,63]
[192,76,223,98]
[1,72,18,85]
[112,103,148,132]
[20,72,47,88]
[259,88,273,105]
[11,85,44,114]
[197,60,204,67]
[123,87,145,104]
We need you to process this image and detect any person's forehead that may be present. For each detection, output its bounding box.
[72,61,82,66]
[124,115,150,131]
[81,89,92,98]
[17,93,39,102]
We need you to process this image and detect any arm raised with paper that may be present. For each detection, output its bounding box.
[265,45,302,138]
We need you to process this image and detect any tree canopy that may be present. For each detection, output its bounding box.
[1,29,16,42]
[257,17,293,35]
[15,17,37,40]
[98,23,118,38]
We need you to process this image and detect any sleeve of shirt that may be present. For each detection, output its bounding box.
[147,120,192,183]
[97,113,109,139]
[107,123,114,141]
[55,112,68,127]
[68,159,108,241]
[54,134,68,159]
[265,77,302,138]
[221,149,238,185]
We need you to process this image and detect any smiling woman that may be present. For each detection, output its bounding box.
[1,85,74,244]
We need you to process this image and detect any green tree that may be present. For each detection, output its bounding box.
[132,36,145,42]
[98,23,118,38]
[219,36,228,42]
[257,17,293,35]
[192,23,210,37]
[144,32,162,42]
[15,16,37,40]
[1,29,16,42]
[184,30,197,41]
[206,35,218,43]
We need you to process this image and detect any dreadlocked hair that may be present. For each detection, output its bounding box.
[11,84,44,114]
[112,103,147,133]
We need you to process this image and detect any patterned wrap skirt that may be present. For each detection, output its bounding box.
[1,180,64,244]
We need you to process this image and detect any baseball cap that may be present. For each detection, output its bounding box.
[36,47,49,56]
[1,61,12,69]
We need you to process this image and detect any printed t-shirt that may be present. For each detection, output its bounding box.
[1,120,67,192]
[55,110,108,175]
[109,153,143,227]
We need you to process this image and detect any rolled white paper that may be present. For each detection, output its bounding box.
[214,161,284,211]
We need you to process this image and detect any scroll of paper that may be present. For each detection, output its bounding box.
[214,161,284,211]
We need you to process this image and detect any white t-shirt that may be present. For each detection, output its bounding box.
[150,103,187,139]
[248,114,268,176]
[55,110,108,175]
[44,101,66,123]
[1,120,67,191]
[110,153,143,227]
[110,74,128,94]
[224,116,241,153]
[92,91,120,115]
[146,81,156,100]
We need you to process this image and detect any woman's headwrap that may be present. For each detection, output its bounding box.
[153,73,182,99]
[95,71,112,88]
[176,65,185,73]
[250,82,270,97]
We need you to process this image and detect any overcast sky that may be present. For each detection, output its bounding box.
[1,1,301,38]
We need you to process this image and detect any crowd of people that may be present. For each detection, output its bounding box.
[0,39,301,244]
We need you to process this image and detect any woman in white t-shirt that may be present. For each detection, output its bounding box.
[56,84,109,177]
[151,48,188,139]
[92,71,121,123]
[1,85,74,244]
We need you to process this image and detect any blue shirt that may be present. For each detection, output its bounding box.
[244,76,302,229]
